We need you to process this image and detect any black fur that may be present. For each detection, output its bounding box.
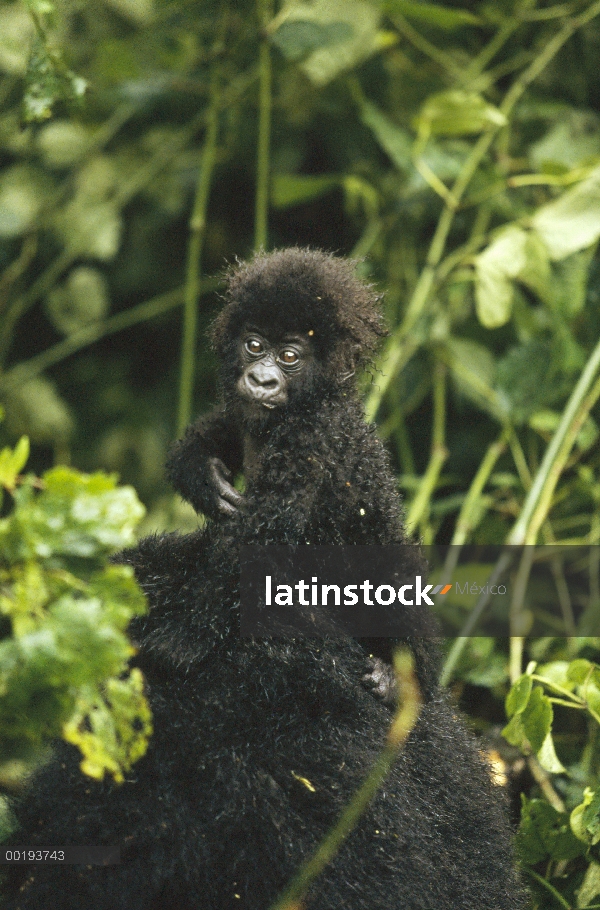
[3,248,525,909]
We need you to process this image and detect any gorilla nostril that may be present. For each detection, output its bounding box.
[248,367,280,390]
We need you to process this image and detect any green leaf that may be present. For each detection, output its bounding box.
[358,99,412,172]
[496,340,558,424]
[521,685,552,754]
[0,464,149,783]
[474,267,513,329]
[517,797,583,864]
[586,682,600,721]
[516,796,551,864]
[502,712,526,749]
[271,174,340,208]
[532,165,600,260]
[581,790,600,846]
[571,789,600,845]
[37,121,91,169]
[577,862,600,909]
[0,437,30,492]
[53,157,122,260]
[506,673,533,717]
[459,653,507,688]
[530,111,600,172]
[415,91,506,138]
[445,337,505,420]
[0,164,52,238]
[576,415,599,452]
[528,409,561,436]
[23,35,87,124]
[270,18,353,60]
[275,0,382,86]
[536,732,566,775]
[549,246,596,318]
[342,175,379,220]
[3,377,73,444]
[0,5,34,76]
[535,661,573,690]
[517,231,552,304]
[55,199,122,260]
[63,669,152,782]
[46,267,110,335]
[567,658,595,685]
[385,0,480,29]
[474,226,527,328]
[102,0,154,26]
[23,0,55,16]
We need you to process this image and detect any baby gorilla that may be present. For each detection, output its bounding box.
[182,319,398,699]
[3,248,525,910]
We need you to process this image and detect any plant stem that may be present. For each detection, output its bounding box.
[0,285,223,391]
[0,249,72,365]
[508,338,600,546]
[406,361,447,534]
[525,867,570,908]
[390,14,464,79]
[462,0,538,86]
[439,549,514,687]
[177,78,220,436]
[509,545,535,682]
[254,0,273,251]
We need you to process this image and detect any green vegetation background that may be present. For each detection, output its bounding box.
[1,0,600,906]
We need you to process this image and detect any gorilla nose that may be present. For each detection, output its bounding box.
[247,362,282,391]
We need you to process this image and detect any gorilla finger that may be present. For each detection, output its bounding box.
[217,497,240,515]
[210,457,232,481]
[222,485,245,506]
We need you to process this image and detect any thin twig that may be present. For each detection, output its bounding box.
[406,361,448,534]
[177,75,221,435]
[509,340,600,546]
[254,0,273,251]
[390,13,464,80]
[0,283,217,391]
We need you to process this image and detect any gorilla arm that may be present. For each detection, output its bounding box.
[166,409,244,518]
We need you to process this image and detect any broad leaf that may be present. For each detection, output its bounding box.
[385,0,480,29]
[506,673,533,717]
[517,798,583,865]
[272,0,383,86]
[359,99,412,172]
[474,226,527,328]
[270,18,352,60]
[271,173,340,208]
[46,267,110,335]
[577,862,600,909]
[415,91,506,138]
[532,165,600,259]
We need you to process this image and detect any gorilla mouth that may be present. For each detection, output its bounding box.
[262,402,276,409]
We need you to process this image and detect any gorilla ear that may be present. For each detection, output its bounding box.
[329,340,363,381]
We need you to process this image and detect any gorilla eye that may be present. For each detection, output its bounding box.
[279,349,299,366]
[245,338,264,356]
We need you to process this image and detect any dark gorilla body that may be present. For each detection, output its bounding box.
[4,248,525,909]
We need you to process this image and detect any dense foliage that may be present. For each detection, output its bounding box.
[0,427,150,790]
[1,0,600,905]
